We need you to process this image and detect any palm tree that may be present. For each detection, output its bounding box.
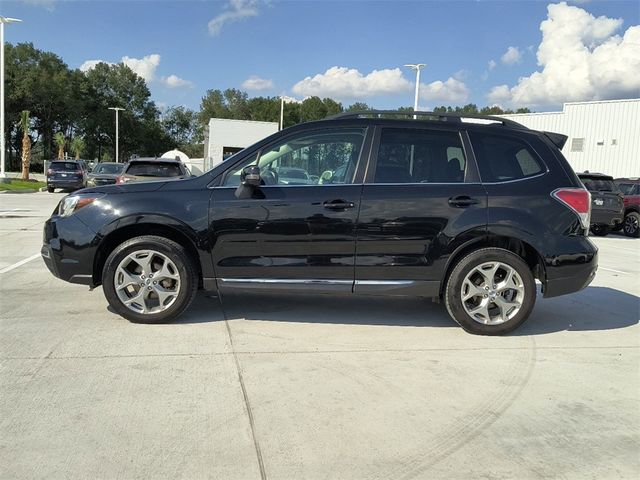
[53,132,66,160]
[20,110,31,180]
[71,137,85,160]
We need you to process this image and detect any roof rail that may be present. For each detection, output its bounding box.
[325,110,528,130]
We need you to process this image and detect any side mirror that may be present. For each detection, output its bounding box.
[241,165,261,187]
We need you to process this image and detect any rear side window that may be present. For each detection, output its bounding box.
[469,133,545,183]
[374,128,466,184]
[126,162,184,177]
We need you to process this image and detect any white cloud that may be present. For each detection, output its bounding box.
[242,75,274,90]
[292,66,412,98]
[501,46,522,65]
[162,75,194,88]
[419,77,470,104]
[122,54,161,82]
[488,59,497,71]
[208,0,262,36]
[488,1,640,107]
[80,54,193,89]
[280,95,302,104]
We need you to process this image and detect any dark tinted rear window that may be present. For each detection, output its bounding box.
[580,177,617,192]
[126,162,183,177]
[469,133,545,183]
[49,162,80,171]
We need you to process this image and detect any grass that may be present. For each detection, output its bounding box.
[0,179,46,192]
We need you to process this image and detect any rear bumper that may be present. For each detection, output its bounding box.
[591,209,623,226]
[542,237,598,298]
[47,179,85,189]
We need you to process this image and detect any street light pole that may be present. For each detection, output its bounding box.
[0,16,22,179]
[108,107,125,162]
[404,63,426,119]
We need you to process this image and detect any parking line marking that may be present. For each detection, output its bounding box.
[599,267,629,275]
[0,253,41,274]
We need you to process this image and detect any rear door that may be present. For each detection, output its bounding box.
[355,125,487,296]
[209,126,371,292]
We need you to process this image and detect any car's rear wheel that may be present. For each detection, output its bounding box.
[102,235,198,323]
[445,248,536,335]
[47,187,54,193]
[590,224,611,236]
[624,212,640,238]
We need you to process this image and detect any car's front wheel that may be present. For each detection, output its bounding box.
[102,235,198,323]
[47,187,54,193]
[445,248,536,335]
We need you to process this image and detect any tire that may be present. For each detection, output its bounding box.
[102,235,198,323]
[590,224,611,236]
[47,187,54,193]
[445,248,536,335]
[623,212,640,238]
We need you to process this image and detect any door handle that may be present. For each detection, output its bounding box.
[323,200,355,210]
[448,196,480,208]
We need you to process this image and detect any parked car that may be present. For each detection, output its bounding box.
[614,177,640,238]
[577,172,624,236]
[116,157,191,184]
[46,160,88,192]
[274,167,315,185]
[87,162,124,187]
[42,111,597,335]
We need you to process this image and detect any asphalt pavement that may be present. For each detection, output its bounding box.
[1,192,638,479]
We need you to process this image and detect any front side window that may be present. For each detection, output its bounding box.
[469,132,545,183]
[373,128,467,184]
[222,128,365,186]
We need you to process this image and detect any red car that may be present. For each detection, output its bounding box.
[614,177,640,238]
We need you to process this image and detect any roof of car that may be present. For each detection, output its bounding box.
[127,157,182,164]
[615,177,640,183]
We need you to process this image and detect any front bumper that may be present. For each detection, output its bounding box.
[542,237,598,298]
[42,214,100,286]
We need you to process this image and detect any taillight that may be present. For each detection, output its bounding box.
[75,170,83,175]
[116,176,130,184]
[552,188,591,230]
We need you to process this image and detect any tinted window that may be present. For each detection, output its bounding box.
[126,162,183,177]
[374,128,466,184]
[223,129,365,186]
[616,183,638,195]
[469,133,545,183]
[93,163,123,174]
[49,162,79,171]
[580,177,617,192]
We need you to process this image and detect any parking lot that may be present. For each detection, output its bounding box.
[1,192,638,479]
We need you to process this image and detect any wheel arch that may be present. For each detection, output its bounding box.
[440,233,545,298]
[93,219,203,287]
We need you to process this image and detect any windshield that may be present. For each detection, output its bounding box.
[93,163,123,175]
[49,162,79,171]
[125,162,184,177]
[580,177,617,192]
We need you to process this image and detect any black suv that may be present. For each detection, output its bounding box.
[577,172,624,236]
[42,112,597,335]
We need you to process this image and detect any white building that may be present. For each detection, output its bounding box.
[500,99,639,178]
[205,118,279,170]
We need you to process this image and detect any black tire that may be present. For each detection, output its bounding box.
[445,248,536,335]
[102,235,198,323]
[590,224,611,236]
[623,212,640,238]
[47,187,54,193]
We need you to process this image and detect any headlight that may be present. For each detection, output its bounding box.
[58,194,105,217]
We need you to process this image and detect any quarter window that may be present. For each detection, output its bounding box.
[469,133,545,183]
[222,129,365,186]
[374,129,467,184]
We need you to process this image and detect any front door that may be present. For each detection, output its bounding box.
[355,126,487,296]
[210,127,370,293]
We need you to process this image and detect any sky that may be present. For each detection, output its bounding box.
[3,0,640,112]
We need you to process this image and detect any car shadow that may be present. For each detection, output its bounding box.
[174,285,638,335]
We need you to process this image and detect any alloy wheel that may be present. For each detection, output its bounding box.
[624,215,638,235]
[460,261,525,325]
[114,250,181,315]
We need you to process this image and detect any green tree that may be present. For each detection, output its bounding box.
[162,106,202,158]
[71,136,85,159]
[53,132,66,159]
[300,96,328,122]
[347,102,370,111]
